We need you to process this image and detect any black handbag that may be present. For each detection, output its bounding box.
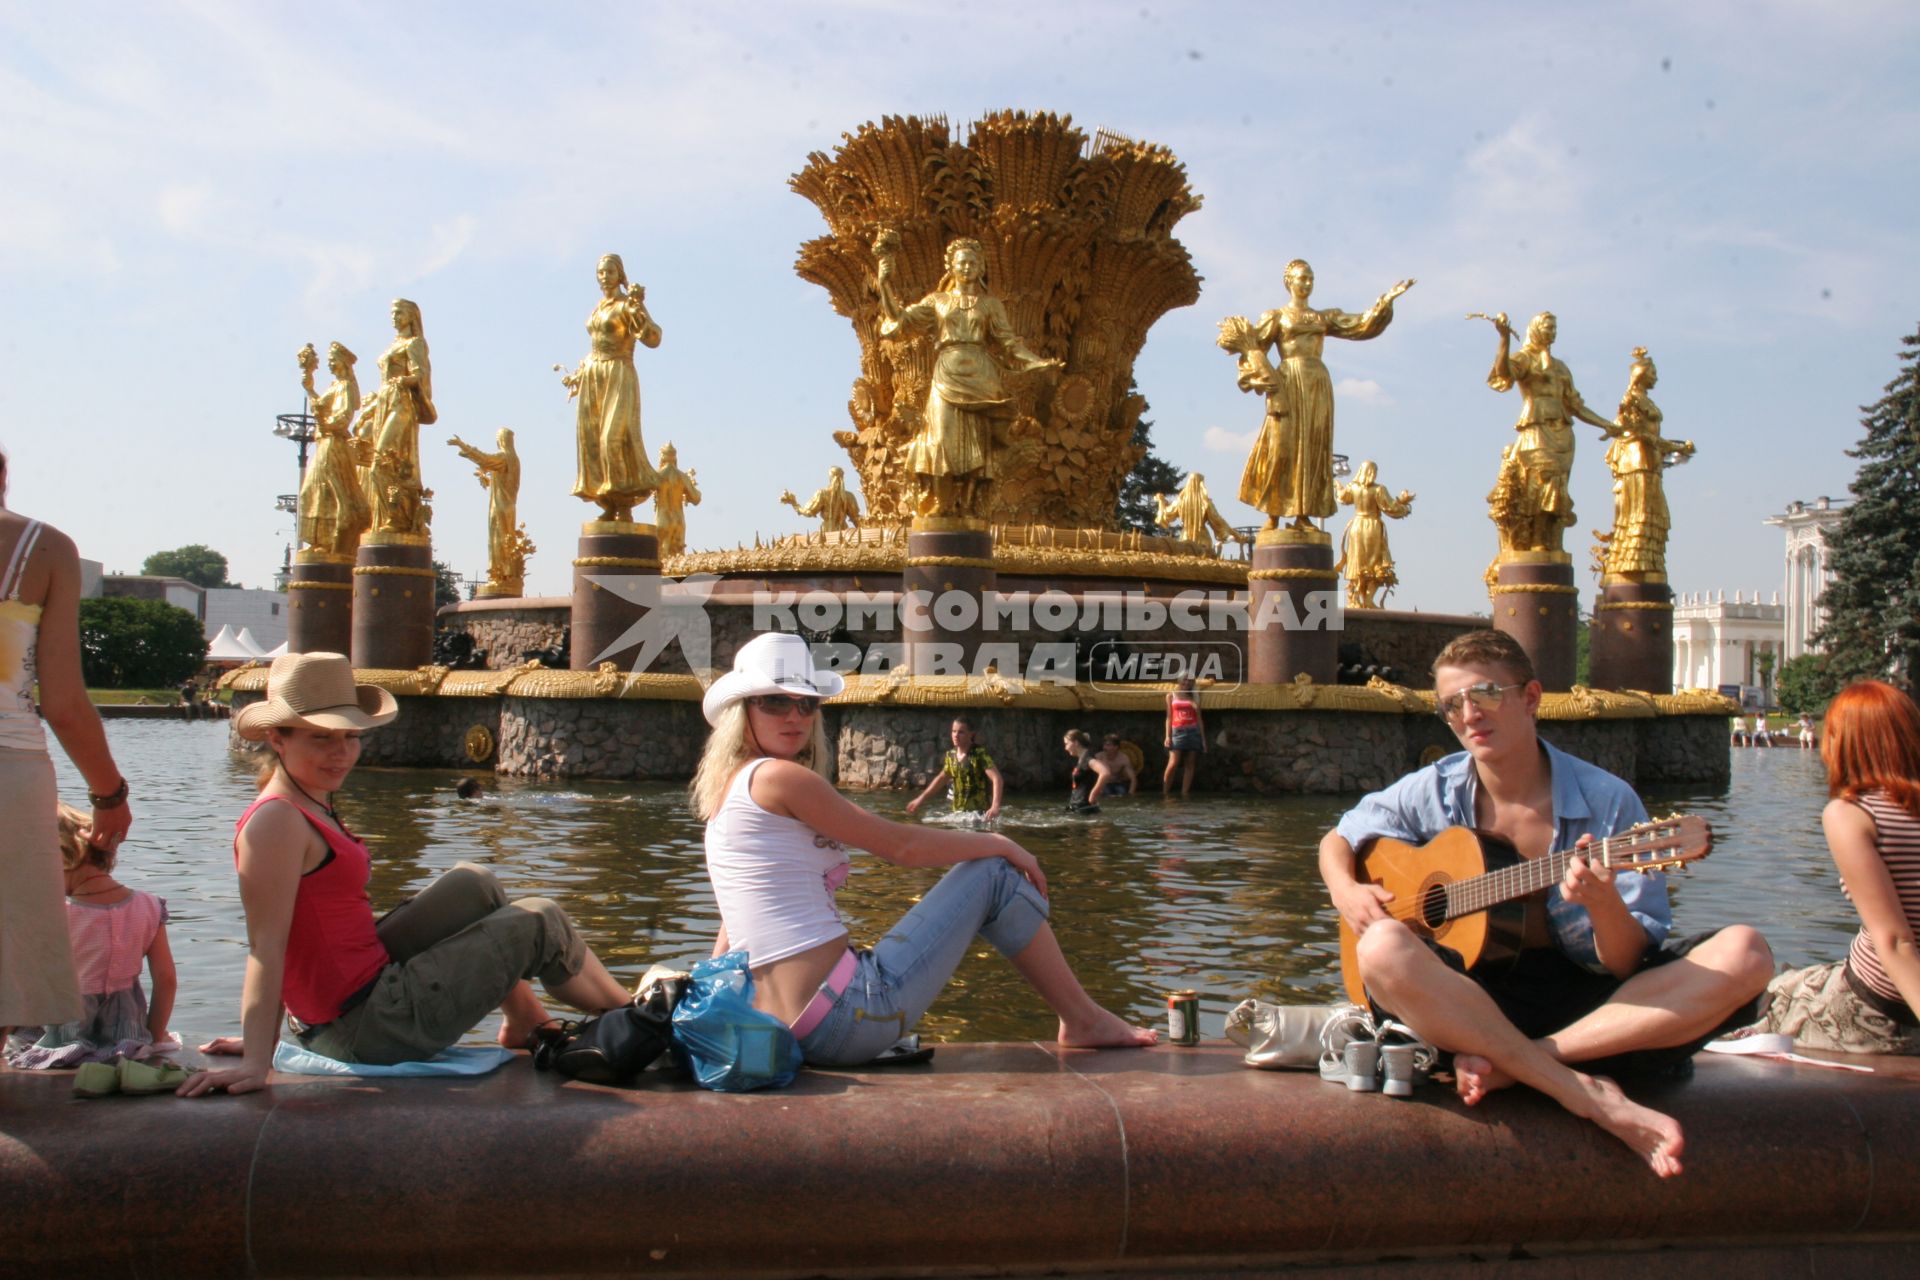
[534,977,685,1085]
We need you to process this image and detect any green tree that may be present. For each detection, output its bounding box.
[78,597,207,688]
[1814,325,1920,689]
[1575,621,1590,686]
[1115,397,1185,535]
[1777,652,1841,716]
[141,544,230,588]
[432,559,462,609]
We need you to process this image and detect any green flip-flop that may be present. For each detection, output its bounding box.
[72,1061,120,1098]
[117,1057,193,1095]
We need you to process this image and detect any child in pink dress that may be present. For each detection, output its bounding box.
[4,804,179,1068]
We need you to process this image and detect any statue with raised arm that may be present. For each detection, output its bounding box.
[1335,460,1415,609]
[780,466,862,532]
[559,253,661,524]
[652,441,701,557]
[357,298,436,538]
[447,428,531,596]
[296,341,370,560]
[1152,472,1243,557]
[1218,261,1413,532]
[1479,309,1615,556]
[874,231,1063,521]
[1594,346,1694,581]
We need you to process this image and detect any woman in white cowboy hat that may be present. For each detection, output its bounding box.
[180,652,633,1095]
[692,632,1155,1066]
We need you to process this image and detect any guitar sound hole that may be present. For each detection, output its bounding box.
[1420,884,1448,931]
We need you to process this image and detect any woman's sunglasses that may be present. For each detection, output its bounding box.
[1435,681,1523,722]
[748,694,822,717]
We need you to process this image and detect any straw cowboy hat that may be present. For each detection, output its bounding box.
[234,652,399,741]
[701,632,845,726]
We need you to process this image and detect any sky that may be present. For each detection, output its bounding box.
[3,1,1916,613]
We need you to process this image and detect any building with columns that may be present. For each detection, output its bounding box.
[1763,497,1847,660]
[1672,590,1784,701]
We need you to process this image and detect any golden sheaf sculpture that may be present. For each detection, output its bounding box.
[791,111,1203,529]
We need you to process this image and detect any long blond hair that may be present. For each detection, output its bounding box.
[689,701,831,820]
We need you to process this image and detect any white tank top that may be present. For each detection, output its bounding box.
[704,757,851,966]
[0,520,47,752]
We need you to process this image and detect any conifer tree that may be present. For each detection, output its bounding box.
[1814,325,1920,689]
[1115,400,1185,534]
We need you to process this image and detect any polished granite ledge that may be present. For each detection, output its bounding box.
[2,1043,1917,1279]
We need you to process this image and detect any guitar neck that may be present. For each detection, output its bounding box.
[1443,833,1643,921]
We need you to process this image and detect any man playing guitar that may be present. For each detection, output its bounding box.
[1317,630,1773,1177]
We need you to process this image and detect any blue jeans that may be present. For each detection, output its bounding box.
[797,857,1049,1067]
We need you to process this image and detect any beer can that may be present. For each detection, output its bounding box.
[1167,989,1201,1045]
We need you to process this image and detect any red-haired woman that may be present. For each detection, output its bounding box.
[1755,681,1920,1053]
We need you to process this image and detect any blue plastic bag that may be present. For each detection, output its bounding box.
[669,950,803,1092]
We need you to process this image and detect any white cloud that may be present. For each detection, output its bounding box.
[414,215,478,281]
[156,184,215,236]
[1335,377,1390,406]
[1203,426,1257,453]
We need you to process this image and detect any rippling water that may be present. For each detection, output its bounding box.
[50,723,1843,1044]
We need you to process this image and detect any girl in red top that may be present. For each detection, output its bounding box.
[1753,680,1920,1054]
[1162,676,1205,798]
[181,653,632,1096]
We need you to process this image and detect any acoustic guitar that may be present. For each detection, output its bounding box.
[1336,815,1712,1005]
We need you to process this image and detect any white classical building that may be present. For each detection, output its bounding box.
[1672,590,1784,701]
[1762,496,1847,660]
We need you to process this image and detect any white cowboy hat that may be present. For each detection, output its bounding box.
[701,632,845,726]
[233,651,400,741]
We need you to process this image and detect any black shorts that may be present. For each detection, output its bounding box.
[1372,928,1761,1079]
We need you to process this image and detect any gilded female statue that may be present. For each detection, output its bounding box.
[1152,473,1242,556]
[780,465,862,533]
[296,341,370,560]
[1480,310,1614,555]
[358,299,435,537]
[875,233,1063,519]
[561,253,661,524]
[1219,261,1412,532]
[1597,347,1693,580]
[1334,460,1415,609]
[447,428,530,595]
[652,442,701,557]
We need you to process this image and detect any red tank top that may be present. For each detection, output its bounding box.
[1169,696,1199,730]
[234,794,390,1024]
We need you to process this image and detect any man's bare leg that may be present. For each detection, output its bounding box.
[1357,921,1685,1178]
[1454,925,1773,1099]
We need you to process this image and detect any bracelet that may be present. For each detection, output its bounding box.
[90,778,129,809]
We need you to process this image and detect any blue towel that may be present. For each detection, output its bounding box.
[273,1041,515,1077]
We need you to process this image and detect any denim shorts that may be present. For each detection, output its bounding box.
[797,857,1049,1067]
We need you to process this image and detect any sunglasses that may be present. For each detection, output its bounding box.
[747,693,822,717]
[1435,681,1524,722]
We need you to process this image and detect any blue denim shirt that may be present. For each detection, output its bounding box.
[1333,740,1669,972]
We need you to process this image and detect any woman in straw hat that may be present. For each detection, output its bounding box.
[691,632,1155,1066]
[180,652,633,1095]
[1,447,133,1041]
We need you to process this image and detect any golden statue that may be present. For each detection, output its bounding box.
[558,253,661,525]
[1335,460,1415,609]
[653,442,701,557]
[295,341,370,561]
[448,429,532,597]
[1219,262,1413,532]
[1594,347,1694,581]
[793,114,1202,528]
[780,466,862,532]
[875,232,1064,521]
[1152,473,1242,556]
[356,298,435,539]
[1479,310,1615,557]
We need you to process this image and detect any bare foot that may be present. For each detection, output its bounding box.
[498,1014,558,1050]
[1574,1074,1686,1178]
[1058,1008,1158,1048]
[1453,1053,1515,1105]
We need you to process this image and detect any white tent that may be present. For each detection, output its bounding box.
[263,641,288,658]
[233,628,269,658]
[205,624,258,663]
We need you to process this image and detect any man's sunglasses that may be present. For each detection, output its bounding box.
[1435,681,1524,722]
[748,694,822,716]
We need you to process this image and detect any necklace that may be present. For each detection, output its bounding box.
[287,776,343,828]
[69,873,120,898]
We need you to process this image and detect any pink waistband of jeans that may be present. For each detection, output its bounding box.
[790,947,858,1041]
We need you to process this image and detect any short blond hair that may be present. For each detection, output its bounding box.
[56,802,111,873]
